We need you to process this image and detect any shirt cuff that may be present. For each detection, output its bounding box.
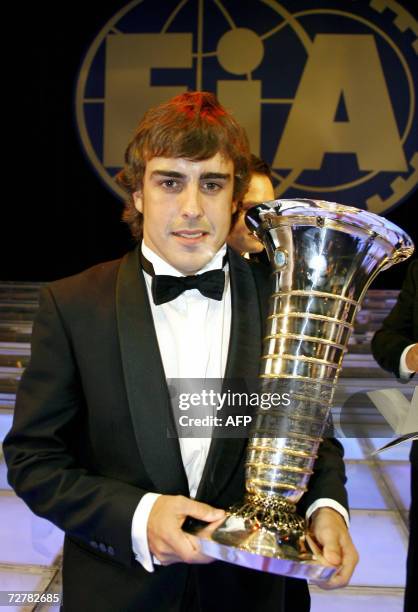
[399,344,416,379]
[306,498,350,528]
[131,492,161,572]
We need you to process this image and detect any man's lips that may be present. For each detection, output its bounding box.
[247,232,262,242]
[171,230,209,241]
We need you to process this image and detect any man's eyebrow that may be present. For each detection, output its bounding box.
[200,172,231,180]
[151,170,186,179]
[150,170,231,180]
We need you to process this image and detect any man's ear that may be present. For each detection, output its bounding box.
[133,191,143,214]
[230,202,241,230]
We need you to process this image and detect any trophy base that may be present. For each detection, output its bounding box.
[189,513,338,582]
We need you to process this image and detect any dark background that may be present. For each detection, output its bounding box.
[4,0,417,287]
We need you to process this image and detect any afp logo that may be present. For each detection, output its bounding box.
[76,0,418,213]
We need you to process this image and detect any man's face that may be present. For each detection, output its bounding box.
[227,173,275,254]
[133,154,236,275]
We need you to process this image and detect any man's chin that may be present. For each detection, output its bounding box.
[167,239,225,274]
[171,253,214,276]
[244,241,265,255]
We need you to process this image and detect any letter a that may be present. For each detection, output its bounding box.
[273,34,407,172]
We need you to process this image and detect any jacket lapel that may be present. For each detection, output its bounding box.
[116,246,189,495]
[196,249,267,503]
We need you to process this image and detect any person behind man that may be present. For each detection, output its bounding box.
[227,154,275,255]
[371,259,418,612]
[4,92,358,611]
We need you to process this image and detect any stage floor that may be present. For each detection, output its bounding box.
[0,424,412,612]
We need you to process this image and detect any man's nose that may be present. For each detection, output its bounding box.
[179,184,204,218]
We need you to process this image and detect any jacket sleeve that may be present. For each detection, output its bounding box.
[297,437,348,517]
[371,260,417,378]
[3,286,145,568]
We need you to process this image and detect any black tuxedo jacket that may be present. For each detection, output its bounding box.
[4,246,348,612]
[371,258,418,469]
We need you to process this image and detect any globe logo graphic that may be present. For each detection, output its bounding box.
[76,0,418,213]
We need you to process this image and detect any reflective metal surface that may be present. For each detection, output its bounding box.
[195,199,414,580]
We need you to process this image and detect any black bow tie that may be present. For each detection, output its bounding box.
[141,253,226,305]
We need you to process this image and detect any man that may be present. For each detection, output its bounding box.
[371,259,418,612]
[4,92,357,611]
[227,154,275,255]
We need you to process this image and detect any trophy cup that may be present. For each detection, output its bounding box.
[195,199,414,581]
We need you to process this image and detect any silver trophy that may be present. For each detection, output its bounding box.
[196,199,414,581]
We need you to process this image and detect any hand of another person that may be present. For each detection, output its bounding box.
[308,506,359,589]
[405,343,418,372]
[147,494,225,566]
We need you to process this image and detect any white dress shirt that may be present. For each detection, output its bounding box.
[399,344,416,379]
[131,242,349,571]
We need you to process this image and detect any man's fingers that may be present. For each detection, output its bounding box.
[331,536,359,586]
[182,532,214,564]
[316,534,359,590]
[309,507,359,590]
[152,528,193,565]
[148,495,224,565]
[320,558,357,589]
[310,519,343,566]
[181,497,225,523]
[320,529,342,566]
[405,343,418,371]
[156,532,213,566]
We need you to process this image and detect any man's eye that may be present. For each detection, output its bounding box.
[202,182,221,192]
[161,179,180,190]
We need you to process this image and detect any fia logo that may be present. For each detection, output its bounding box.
[76,0,418,213]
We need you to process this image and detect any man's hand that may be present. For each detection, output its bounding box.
[405,344,418,372]
[309,507,359,589]
[147,495,225,566]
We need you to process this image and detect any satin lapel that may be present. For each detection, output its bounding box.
[196,249,265,503]
[116,246,189,495]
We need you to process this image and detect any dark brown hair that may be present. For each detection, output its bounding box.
[116,91,251,240]
[249,154,272,180]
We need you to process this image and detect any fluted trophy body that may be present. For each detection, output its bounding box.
[195,200,413,580]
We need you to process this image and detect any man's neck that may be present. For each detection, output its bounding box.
[141,241,227,277]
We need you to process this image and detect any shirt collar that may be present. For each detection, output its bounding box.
[141,241,227,277]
